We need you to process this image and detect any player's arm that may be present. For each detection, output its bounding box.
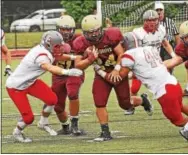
[55,53,77,61]
[163,55,183,69]
[75,46,98,70]
[161,39,176,58]
[108,43,124,82]
[41,62,83,76]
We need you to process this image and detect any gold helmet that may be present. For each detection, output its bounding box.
[81,15,103,42]
[179,20,188,46]
[56,15,76,42]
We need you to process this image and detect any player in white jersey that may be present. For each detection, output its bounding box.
[1,28,12,76]
[124,10,176,115]
[6,31,83,143]
[120,45,188,141]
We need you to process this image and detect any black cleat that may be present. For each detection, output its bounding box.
[57,124,71,135]
[179,128,188,141]
[183,89,188,97]
[94,131,113,142]
[70,118,85,136]
[141,93,153,116]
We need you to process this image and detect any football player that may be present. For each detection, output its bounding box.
[51,15,85,135]
[119,44,188,141]
[1,28,12,76]
[124,10,176,115]
[6,31,83,143]
[73,15,152,141]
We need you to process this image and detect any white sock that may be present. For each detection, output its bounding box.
[70,115,79,120]
[17,120,27,130]
[183,122,188,131]
[62,119,69,125]
[14,127,22,133]
[39,116,49,125]
[186,83,188,91]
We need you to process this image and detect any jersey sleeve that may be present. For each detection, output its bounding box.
[72,36,87,55]
[35,53,52,66]
[1,29,5,47]
[121,50,135,69]
[175,42,187,62]
[106,27,123,48]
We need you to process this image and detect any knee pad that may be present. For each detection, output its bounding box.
[68,91,78,100]
[22,112,34,125]
[54,104,64,114]
[119,99,133,110]
[185,61,188,69]
[45,93,58,106]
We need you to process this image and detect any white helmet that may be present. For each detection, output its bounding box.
[179,20,188,46]
[154,1,164,10]
[41,30,71,55]
[143,10,159,20]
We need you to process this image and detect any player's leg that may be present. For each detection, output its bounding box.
[92,75,113,141]
[66,76,84,135]
[130,75,142,96]
[157,83,188,141]
[6,87,33,142]
[28,79,58,136]
[183,61,188,96]
[52,79,69,135]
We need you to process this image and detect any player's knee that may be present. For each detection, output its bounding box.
[68,91,78,100]
[45,93,58,106]
[170,118,185,127]
[54,104,64,114]
[119,99,132,110]
[22,113,34,125]
[185,61,188,69]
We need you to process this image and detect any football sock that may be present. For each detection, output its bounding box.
[183,122,188,131]
[39,116,49,125]
[185,83,188,91]
[101,124,110,132]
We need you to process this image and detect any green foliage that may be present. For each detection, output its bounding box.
[60,0,96,25]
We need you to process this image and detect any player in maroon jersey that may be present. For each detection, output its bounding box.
[40,15,84,136]
[73,15,152,141]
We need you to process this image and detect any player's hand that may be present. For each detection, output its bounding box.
[86,45,98,63]
[107,69,122,83]
[104,73,122,85]
[4,65,12,76]
[67,68,83,76]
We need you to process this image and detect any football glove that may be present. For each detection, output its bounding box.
[63,68,83,76]
[4,65,12,76]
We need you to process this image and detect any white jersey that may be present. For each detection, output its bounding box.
[121,46,177,99]
[132,25,166,51]
[1,29,5,47]
[6,44,54,90]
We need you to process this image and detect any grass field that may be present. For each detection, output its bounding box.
[1,60,188,154]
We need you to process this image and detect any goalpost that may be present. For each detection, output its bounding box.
[97,0,188,33]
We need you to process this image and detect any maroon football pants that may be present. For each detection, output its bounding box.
[92,74,132,110]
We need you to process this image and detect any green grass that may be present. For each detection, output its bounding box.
[6,29,82,49]
[1,60,188,153]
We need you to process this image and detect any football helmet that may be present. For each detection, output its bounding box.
[179,20,188,46]
[143,10,159,33]
[56,15,76,42]
[41,30,70,57]
[81,15,103,43]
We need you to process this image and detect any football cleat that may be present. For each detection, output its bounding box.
[124,107,135,115]
[70,118,82,136]
[13,129,32,143]
[37,122,57,136]
[179,128,188,141]
[141,93,153,116]
[94,131,113,142]
[57,124,71,135]
[183,89,188,97]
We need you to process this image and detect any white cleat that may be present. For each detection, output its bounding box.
[124,108,135,115]
[13,129,32,143]
[37,122,57,136]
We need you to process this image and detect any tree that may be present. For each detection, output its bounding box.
[60,0,96,27]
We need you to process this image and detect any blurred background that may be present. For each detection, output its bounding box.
[1,0,188,49]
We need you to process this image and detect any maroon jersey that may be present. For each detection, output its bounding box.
[53,34,81,80]
[73,27,123,72]
[175,41,188,62]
